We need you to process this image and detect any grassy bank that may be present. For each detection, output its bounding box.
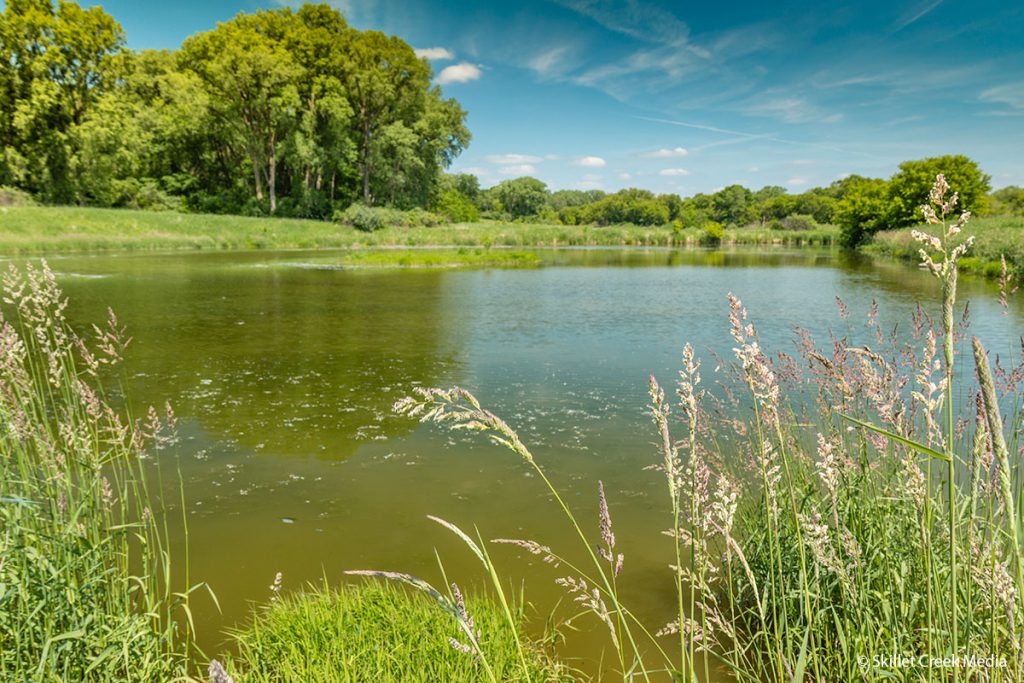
[223,581,574,682]
[867,215,1024,278]
[0,205,837,253]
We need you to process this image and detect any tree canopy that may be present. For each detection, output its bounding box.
[0,1,469,216]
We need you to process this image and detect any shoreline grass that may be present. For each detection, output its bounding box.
[0,205,837,254]
[867,215,1024,278]
[0,262,199,681]
[222,580,576,683]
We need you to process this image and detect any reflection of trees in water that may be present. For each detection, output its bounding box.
[57,257,459,460]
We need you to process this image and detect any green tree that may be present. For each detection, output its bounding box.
[493,176,548,218]
[181,12,302,213]
[990,186,1024,216]
[888,155,991,226]
[835,177,891,247]
[711,184,752,225]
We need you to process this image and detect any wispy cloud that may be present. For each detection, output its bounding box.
[528,45,574,77]
[486,153,544,164]
[659,168,691,177]
[437,62,482,84]
[575,156,607,167]
[893,0,943,32]
[786,177,809,187]
[979,82,1024,111]
[415,47,454,60]
[641,147,689,158]
[499,164,538,175]
[551,0,690,46]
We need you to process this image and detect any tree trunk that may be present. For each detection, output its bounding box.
[361,123,372,204]
[268,152,277,214]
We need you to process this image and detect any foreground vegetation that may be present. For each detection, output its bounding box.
[0,263,198,680]
[222,581,574,682]
[378,176,1024,681]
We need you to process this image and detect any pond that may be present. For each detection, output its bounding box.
[29,247,1023,678]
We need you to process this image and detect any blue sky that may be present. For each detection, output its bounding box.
[18,0,1024,193]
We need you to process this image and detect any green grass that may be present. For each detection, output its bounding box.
[0,262,199,681]
[867,214,1024,278]
[0,205,838,253]
[223,581,576,683]
[333,247,539,268]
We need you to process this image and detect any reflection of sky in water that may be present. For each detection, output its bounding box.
[34,248,1024,677]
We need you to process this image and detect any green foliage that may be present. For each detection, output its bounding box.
[578,188,670,226]
[888,155,991,226]
[434,188,479,222]
[0,2,469,215]
[778,214,820,231]
[224,581,573,682]
[334,203,447,231]
[700,220,725,245]
[492,176,549,219]
[990,186,1024,216]
[0,185,34,206]
[0,264,197,681]
[836,177,891,247]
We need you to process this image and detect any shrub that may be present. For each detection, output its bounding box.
[334,204,448,231]
[0,185,34,206]
[224,581,574,682]
[435,189,480,222]
[700,220,725,245]
[779,213,819,231]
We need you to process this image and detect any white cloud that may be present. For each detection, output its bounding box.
[980,82,1024,110]
[747,166,760,172]
[486,154,544,165]
[642,147,689,158]
[529,46,573,76]
[575,156,607,167]
[415,47,455,60]
[786,177,810,187]
[499,164,538,176]
[437,63,482,85]
[618,172,633,180]
[659,168,690,177]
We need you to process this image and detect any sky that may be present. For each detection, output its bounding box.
[15,0,1024,194]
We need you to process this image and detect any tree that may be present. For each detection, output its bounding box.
[181,12,302,213]
[493,176,548,218]
[990,186,1024,216]
[711,184,752,225]
[835,178,891,247]
[888,155,991,227]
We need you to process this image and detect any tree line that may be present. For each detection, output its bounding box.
[0,1,469,217]
[436,154,1014,246]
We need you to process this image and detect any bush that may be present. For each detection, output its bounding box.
[0,186,34,206]
[334,204,449,232]
[700,220,725,245]
[779,214,819,231]
[434,189,480,222]
[224,581,573,682]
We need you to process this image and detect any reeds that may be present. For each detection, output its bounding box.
[0,261,200,681]
[373,173,1023,681]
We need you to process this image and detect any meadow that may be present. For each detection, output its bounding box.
[0,205,837,253]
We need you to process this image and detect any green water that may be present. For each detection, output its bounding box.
[26,247,1023,678]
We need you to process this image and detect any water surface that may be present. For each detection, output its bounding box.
[32,247,1023,678]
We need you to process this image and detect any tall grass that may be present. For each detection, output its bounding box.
[383,175,1024,681]
[0,261,201,681]
[869,214,1024,279]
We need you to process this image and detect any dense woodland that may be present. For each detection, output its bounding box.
[1,1,1022,250]
[0,0,469,216]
